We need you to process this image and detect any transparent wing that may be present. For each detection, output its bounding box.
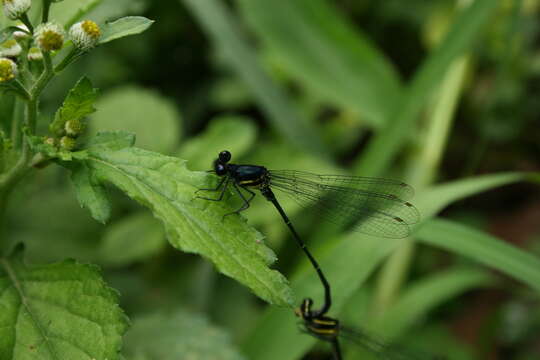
[268,170,420,239]
[339,326,439,360]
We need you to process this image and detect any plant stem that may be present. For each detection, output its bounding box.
[42,0,52,23]
[31,52,54,106]
[19,13,34,34]
[10,98,24,148]
[54,48,82,73]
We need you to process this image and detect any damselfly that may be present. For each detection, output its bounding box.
[296,298,438,360]
[196,151,420,316]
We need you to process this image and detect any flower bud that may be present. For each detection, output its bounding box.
[44,137,56,146]
[2,0,31,21]
[0,57,18,82]
[64,119,84,136]
[27,47,43,61]
[59,136,76,151]
[13,22,30,39]
[69,20,101,51]
[35,22,65,52]
[0,39,22,57]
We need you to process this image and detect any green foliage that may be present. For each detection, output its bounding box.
[123,309,246,360]
[98,212,165,267]
[417,218,540,292]
[0,245,129,360]
[99,16,155,45]
[236,0,403,127]
[1,0,540,359]
[89,86,181,153]
[178,115,257,170]
[70,131,293,306]
[50,76,98,137]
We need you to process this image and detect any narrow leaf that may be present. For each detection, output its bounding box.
[375,267,494,339]
[417,218,540,292]
[236,0,403,127]
[416,172,526,220]
[0,245,129,360]
[99,16,154,44]
[182,0,328,157]
[355,0,500,176]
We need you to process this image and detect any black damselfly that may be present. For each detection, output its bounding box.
[296,298,439,360]
[196,150,420,316]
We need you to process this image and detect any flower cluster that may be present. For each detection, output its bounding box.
[2,0,31,21]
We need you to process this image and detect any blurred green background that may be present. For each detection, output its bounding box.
[4,0,540,359]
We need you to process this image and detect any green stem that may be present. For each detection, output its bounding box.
[19,13,34,34]
[0,189,9,256]
[10,98,24,148]
[54,48,82,73]
[42,0,52,23]
[7,80,31,100]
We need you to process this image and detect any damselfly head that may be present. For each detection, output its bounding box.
[213,150,232,176]
[218,150,231,163]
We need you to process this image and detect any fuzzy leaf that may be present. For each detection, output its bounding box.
[123,310,246,360]
[50,77,99,137]
[99,16,154,44]
[71,132,293,306]
[0,245,129,360]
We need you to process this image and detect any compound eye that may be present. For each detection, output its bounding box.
[218,150,231,163]
[215,163,227,176]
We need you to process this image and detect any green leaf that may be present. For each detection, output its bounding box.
[178,115,257,171]
[0,245,129,359]
[417,218,540,293]
[355,0,500,176]
[374,267,494,339]
[416,172,527,220]
[99,213,166,266]
[86,130,136,150]
[72,132,293,306]
[123,310,246,360]
[99,16,154,44]
[49,76,99,137]
[236,0,403,127]
[89,86,181,153]
[70,162,111,224]
[182,0,328,157]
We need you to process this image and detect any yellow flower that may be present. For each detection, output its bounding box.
[0,57,18,82]
[35,22,65,52]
